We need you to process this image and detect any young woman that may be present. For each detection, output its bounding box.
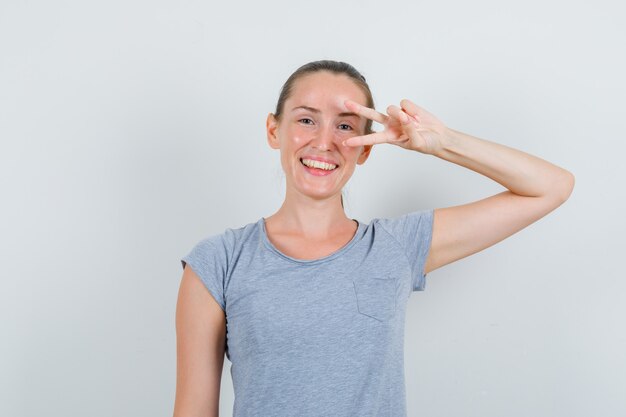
[174,60,574,417]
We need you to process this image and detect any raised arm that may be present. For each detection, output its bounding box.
[173,266,226,417]
[343,98,575,274]
[423,127,574,273]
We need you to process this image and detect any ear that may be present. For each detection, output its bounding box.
[266,113,280,149]
[356,144,373,165]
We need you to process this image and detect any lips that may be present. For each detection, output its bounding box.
[299,158,339,176]
[300,155,340,166]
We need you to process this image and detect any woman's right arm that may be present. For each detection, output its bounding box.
[173,266,226,417]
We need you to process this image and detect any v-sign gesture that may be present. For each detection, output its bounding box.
[344,97,574,276]
[343,98,448,155]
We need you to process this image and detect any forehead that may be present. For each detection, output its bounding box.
[286,71,368,111]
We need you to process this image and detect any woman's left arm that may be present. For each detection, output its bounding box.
[423,127,574,274]
[343,98,575,274]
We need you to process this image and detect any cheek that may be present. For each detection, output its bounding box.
[342,145,363,160]
[285,126,309,145]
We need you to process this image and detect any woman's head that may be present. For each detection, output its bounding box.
[266,60,374,206]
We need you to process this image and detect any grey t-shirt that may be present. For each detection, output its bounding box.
[180,208,434,417]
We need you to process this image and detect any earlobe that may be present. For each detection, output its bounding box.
[266,113,280,149]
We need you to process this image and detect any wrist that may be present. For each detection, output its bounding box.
[432,127,461,158]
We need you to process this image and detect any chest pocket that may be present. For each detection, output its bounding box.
[352,275,397,322]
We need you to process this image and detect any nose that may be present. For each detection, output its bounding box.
[311,123,339,150]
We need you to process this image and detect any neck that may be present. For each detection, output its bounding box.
[265,189,354,240]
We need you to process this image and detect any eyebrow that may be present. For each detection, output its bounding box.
[291,105,360,118]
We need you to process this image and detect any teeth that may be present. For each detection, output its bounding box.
[301,158,337,171]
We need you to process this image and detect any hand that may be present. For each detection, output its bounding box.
[343,98,449,155]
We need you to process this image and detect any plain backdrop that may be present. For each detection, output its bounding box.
[1,0,624,416]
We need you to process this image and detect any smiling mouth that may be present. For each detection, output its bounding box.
[300,158,339,171]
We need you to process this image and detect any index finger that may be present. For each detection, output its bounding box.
[344,100,388,124]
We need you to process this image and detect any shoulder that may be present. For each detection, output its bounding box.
[180,219,261,293]
[367,209,435,257]
[372,208,434,233]
[185,218,261,259]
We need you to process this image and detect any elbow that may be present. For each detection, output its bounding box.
[552,169,575,204]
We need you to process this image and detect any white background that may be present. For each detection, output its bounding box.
[1,0,624,416]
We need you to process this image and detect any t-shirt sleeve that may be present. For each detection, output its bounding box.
[375,208,435,291]
[180,237,227,311]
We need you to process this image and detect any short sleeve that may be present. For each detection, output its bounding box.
[375,208,435,291]
[180,237,227,311]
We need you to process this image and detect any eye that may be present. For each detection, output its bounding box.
[298,118,314,125]
[338,123,353,131]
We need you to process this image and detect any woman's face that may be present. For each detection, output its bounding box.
[267,71,373,203]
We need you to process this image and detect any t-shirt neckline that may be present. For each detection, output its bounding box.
[259,217,363,265]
